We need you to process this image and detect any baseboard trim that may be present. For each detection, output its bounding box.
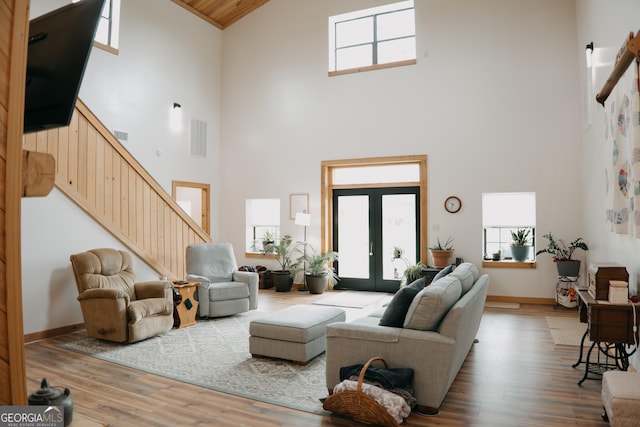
[486,295,555,306]
[24,323,84,343]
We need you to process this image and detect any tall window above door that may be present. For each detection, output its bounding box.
[328,0,416,76]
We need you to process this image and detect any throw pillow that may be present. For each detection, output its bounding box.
[432,265,453,283]
[406,276,427,289]
[379,279,424,327]
[403,276,462,331]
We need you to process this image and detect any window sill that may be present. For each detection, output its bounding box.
[328,59,416,77]
[245,252,278,259]
[482,260,537,269]
[94,41,119,55]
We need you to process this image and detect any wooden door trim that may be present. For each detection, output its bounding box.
[172,180,211,234]
[321,155,428,264]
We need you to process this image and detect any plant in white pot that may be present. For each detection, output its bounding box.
[510,228,531,262]
[429,237,454,268]
[535,232,589,277]
[297,245,339,294]
[261,235,303,292]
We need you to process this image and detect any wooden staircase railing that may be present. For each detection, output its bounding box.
[22,99,210,279]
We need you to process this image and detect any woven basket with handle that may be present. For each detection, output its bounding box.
[323,356,401,426]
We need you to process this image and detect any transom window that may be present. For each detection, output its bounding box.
[328,0,416,76]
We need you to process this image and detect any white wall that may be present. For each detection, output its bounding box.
[22,0,222,334]
[24,0,640,341]
[575,0,640,370]
[220,0,583,299]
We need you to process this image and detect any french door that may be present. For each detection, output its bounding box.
[333,187,420,292]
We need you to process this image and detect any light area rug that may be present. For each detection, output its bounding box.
[312,290,386,309]
[546,316,590,346]
[59,311,328,415]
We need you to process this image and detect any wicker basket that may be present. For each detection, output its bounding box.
[323,356,400,426]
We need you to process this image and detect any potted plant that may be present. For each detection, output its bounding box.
[536,232,589,277]
[428,237,454,268]
[262,230,275,249]
[510,228,531,262]
[262,235,303,292]
[298,246,339,294]
[391,246,422,286]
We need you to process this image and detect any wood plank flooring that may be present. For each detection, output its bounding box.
[25,289,610,426]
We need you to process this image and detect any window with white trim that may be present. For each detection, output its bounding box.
[482,192,536,262]
[73,0,120,52]
[245,199,280,254]
[328,0,416,75]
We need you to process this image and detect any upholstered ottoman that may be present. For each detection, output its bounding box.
[602,371,640,426]
[249,305,345,364]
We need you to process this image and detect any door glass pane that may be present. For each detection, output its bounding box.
[382,194,416,280]
[337,195,370,278]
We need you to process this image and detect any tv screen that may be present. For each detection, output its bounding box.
[24,0,105,134]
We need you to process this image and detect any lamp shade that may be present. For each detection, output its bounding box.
[295,212,311,227]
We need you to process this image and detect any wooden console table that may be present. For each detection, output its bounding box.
[573,289,639,385]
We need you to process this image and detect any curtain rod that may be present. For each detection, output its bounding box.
[596,31,640,106]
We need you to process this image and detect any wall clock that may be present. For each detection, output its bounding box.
[444,196,462,213]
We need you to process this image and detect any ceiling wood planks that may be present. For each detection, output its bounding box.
[171,0,269,29]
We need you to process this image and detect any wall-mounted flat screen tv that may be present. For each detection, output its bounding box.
[24,0,105,134]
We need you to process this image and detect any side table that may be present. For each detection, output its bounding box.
[173,281,199,328]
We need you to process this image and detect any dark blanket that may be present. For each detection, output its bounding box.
[339,364,414,389]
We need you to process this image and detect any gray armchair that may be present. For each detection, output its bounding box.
[70,248,174,343]
[186,242,259,318]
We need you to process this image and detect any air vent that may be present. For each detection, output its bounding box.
[113,129,128,142]
[189,119,207,158]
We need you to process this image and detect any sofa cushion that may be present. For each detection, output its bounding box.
[403,276,462,331]
[432,265,453,283]
[456,262,479,282]
[207,281,249,301]
[379,279,425,327]
[128,298,173,323]
[450,263,479,294]
[449,269,473,294]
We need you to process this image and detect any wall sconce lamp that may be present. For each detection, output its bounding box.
[173,102,181,109]
[586,42,594,68]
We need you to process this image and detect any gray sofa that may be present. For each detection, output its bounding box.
[325,263,489,415]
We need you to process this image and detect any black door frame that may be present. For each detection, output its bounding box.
[332,186,420,292]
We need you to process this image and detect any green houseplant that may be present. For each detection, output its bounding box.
[262,235,303,291]
[536,232,589,277]
[428,237,454,268]
[391,246,423,286]
[510,228,531,262]
[298,246,339,294]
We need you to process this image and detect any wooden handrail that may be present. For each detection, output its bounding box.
[23,99,210,279]
[596,30,640,106]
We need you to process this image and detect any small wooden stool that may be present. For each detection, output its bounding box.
[602,371,640,426]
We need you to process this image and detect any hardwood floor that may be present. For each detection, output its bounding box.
[25,289,610,426]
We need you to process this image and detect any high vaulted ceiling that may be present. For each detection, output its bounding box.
[171,0,269,30]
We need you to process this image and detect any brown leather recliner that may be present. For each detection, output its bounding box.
[70,248,174,343]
